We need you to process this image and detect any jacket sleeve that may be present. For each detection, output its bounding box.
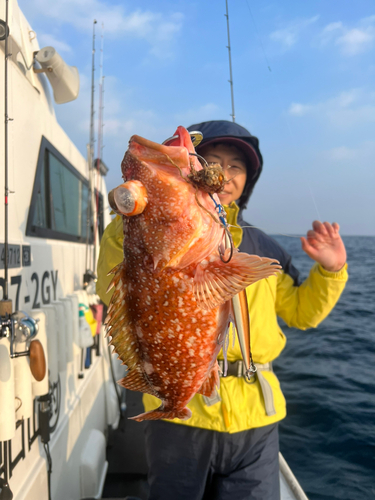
[275,262,348,329]
[96,215,124,306]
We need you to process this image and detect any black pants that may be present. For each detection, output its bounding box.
[144,421,280,500]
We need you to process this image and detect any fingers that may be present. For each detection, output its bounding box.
[301,236,309,250]
[323,222,335,239]
[311,220,340,239]
[301,236,318,259]
[306,229,323,244]
[300,236,308,252]
[312,220,325,233]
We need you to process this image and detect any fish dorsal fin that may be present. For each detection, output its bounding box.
[193,251,281,310]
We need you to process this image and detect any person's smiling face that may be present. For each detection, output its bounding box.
[199,143,247,206]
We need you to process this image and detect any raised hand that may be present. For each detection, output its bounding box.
[300,221,347,272]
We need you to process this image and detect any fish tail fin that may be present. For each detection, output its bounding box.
[129,406,192,422]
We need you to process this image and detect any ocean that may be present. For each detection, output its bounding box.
[272,235,375,500]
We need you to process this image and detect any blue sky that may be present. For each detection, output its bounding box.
[21,0,375,235]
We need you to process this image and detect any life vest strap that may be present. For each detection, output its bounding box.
[204,360,276,417]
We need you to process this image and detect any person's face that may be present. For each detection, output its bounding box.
[199,143,247,206]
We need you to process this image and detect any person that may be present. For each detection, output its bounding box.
[96,120,348,500]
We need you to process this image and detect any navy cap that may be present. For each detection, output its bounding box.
[187,120,263,209]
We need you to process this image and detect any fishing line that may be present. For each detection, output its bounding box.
[227,223,303,239]
[243,0,322,221]
[189,151,209,168]
[244,0,272,72]
[209,194,234,262]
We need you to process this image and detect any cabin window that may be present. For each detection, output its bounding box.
[49,152,82,236]
[26,137,103,243]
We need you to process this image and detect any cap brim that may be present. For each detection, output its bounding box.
[197,137,260,171]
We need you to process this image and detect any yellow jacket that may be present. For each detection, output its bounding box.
[97,204,348,433]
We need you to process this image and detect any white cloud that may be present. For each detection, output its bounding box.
[319,16,375,56]
[270,15,320,49]
[288,103,313,116]
[288,88,375,128]
[324,146,357,161]
[38,34,72,53]
[337,29,373,55]
[322,140,375,166]
[28,0,183,58]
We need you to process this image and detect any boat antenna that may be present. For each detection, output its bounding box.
[2,0,10,303]
[85,19,97,277]
[93,23,104,268]
[225,0,235,122]
[89,20,97,165]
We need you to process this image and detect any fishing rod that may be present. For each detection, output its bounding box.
[0,11,48,497]
[225,0,235,122]
[0,0,44,349]
[2,0,10,305]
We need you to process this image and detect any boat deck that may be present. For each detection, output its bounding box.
[102,390,149,499]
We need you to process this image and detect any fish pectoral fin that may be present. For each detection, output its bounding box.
[193,252,281,310]
[197,362,220,397]
[118,369,157,397]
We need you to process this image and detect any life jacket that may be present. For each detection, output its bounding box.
[97,203,348,433]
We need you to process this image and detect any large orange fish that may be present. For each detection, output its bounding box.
[106,126,280,422]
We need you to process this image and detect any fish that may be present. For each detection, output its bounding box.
[105,126,281,422]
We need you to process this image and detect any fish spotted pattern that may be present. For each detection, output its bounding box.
[105,126,280,421]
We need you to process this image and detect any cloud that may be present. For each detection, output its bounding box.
[324,146,357,161]
[288,103,313,116]
[29,0,183,58]
[288,88,375,128]
[321,140,375,167]
[270,15,320,49]
[319,16,375,56]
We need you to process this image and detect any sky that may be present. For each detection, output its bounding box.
[20,0,375,236]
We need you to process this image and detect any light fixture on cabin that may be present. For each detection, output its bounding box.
[0,19,9,41]
[33,46,80,104]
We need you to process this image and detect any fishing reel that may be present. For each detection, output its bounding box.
[0,301,46,381]
[11,310,39,346]
[83,269,97,294]
[0,300,13,339]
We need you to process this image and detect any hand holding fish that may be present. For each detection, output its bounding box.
[300,221,347,272]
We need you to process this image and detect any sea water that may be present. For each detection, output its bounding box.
[272,235,375,500]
